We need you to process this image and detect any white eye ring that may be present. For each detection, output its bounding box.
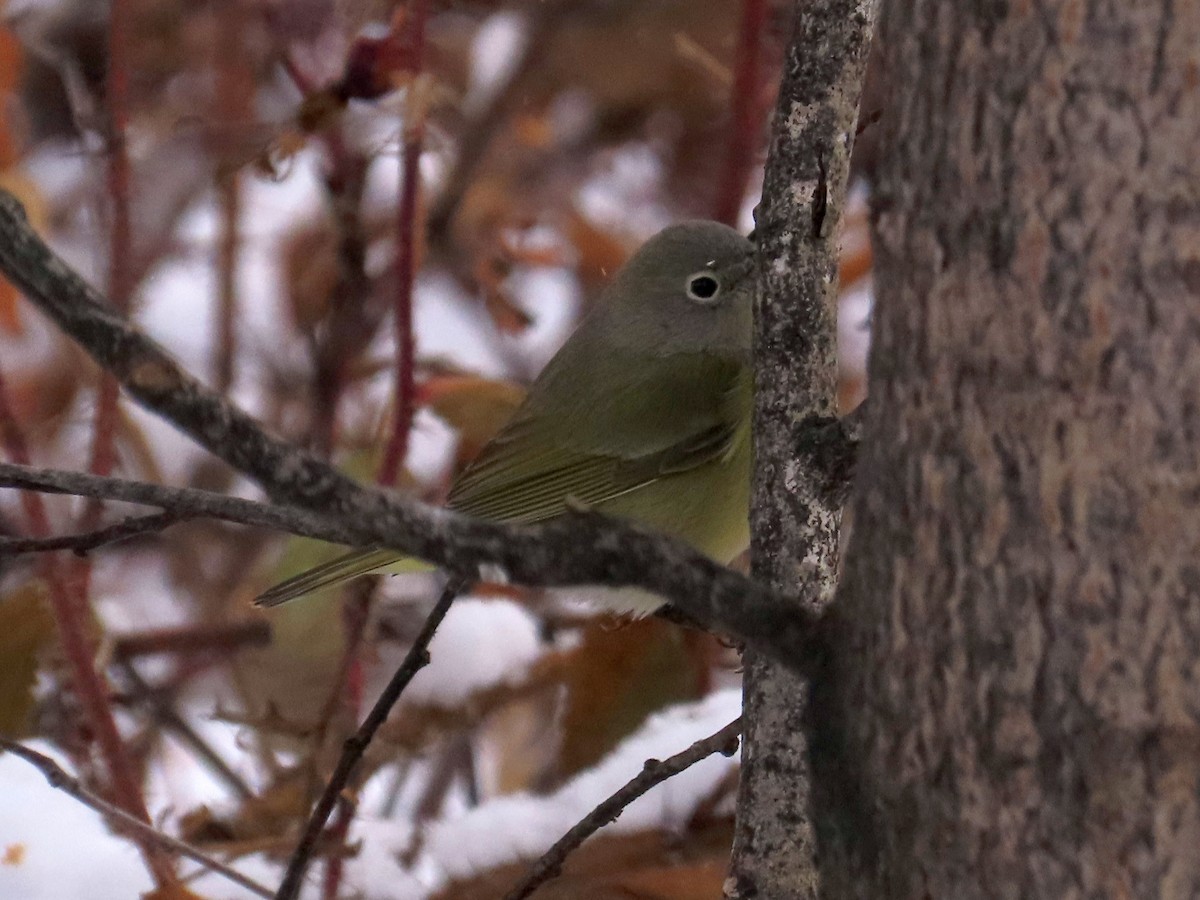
[685,271,721,304]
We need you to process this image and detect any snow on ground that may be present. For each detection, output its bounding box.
[397,596,545,710]
[0,742,154,900]
[410,688,742,891]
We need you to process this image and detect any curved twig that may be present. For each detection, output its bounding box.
[273,578,465,900]
[0,510,189,555]
[0,738,273,899]
[503,716,743,900]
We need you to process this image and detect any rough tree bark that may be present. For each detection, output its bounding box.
[729,1,877,897]
[812,2,1200,897]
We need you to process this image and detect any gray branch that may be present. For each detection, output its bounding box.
[732,0,880,895]
[0,194,858,670]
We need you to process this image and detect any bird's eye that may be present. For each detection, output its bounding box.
[686,272,721,303]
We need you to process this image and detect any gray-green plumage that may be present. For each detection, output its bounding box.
[255,221,755,613]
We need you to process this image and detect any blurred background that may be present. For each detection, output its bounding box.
[0,0,873,896]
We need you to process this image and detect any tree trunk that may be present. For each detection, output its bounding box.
[811,2,1200,897]
[729,1,877,897]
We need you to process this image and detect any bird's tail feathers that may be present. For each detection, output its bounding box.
[254,548,413,608]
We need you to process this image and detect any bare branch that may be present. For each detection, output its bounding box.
[0,510,189,555]
[0,371,175,883]
[111,620,272,660]
[0,460,805,661]
[503,716,744,900]
[0,186,823,665]
[0,738,274,899]
[274,578,464,900]
[0,461,366,545]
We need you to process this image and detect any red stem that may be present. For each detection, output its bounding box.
[714,0,768,226]
[377,0,431,489]
[319,592,369,900]
[79,0,135,543]
[323,6,432,895]
[0,370,176,886]
[105,0,132,317]
[213,0,253,394]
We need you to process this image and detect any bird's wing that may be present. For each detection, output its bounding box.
[448,420,739,523]
[255,355,749,608]
[448,355,746,524]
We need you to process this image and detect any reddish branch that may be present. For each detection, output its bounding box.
[378,0,431,488]
[280,52,373,455]
[111,620,272,660]
[105,0,133,322]
[86,0,136,497]
[212,0,252,394]
[0,370,176,886]
[326,9,433,891]
[714,0,769,226]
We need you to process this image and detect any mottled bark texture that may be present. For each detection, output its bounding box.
[729,1,878,897]
[812,1,1200,897]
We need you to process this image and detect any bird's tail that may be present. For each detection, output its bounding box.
[254,548,425,608]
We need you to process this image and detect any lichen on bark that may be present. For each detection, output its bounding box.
[729,1,878,897]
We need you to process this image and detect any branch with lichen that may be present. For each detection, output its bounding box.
[0,188,856,674]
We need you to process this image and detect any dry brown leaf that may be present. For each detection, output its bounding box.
[0,581,55,737]
[837,201,873,289]
[557,618,704,778]
[140,885,210,900]
[1,843,26,867]
[0,27,22,95]
[432,820,734,900]
[294,88,344,134]
[418,375,525,466]
[475,252,535,336]
[280,222,339,331]
[0,170,46,336]
[564,211,633,294]
[179,771,309,847]
[0,278,22,336]
[2,352,83,442]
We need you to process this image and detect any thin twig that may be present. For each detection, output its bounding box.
[0,510,189,555]
[274,578,465,900]
[424,0,574,243]
[85,0,134,508]
[503,716,744,900]
[0,738,274,899]
[714,0,769,225]
[212,0,252,395]
[311,578,375,900]
[0,462,356,544]
[115,660,255,800]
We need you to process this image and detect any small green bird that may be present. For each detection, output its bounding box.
[255,220,755,615]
